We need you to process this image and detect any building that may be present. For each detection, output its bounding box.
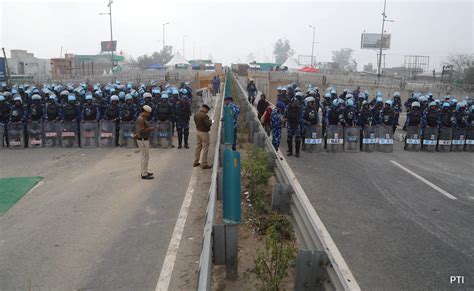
[51,53,124,80]
[7,49,52,80]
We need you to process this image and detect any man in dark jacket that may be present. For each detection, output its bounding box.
[193,104,213,169]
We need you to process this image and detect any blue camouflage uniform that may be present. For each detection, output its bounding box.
[270,107,283,150]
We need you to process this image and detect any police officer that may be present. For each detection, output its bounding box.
[279,87,290,106]
[439,101,456,128]
[141,92,155,122]
[81,95,99,121]
[422,101,440,129]
[392,92,402,134]
[371,97,384,125]
[454,101,468,129]
[10,95,27,123]
[175,95,192,149]
[62,95,80,122]
[381,100,396,128]
[285,98,303,157]
[342,99,358,127]
[357,100,373,150]
[121,94,138,122]
[104,95,121,145]
[270,102,286,151]
[301,96,319,151]
[45,95,61,122]
[155,93,175,147]
[28,94,44,122]
[0,94,10,147]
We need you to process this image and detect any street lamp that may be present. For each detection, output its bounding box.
[377,0,394,81]
[309,25,316,67]
[99,0,114,71]
[162,22,169,52]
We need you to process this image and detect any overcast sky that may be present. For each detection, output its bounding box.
[1,0,473,71]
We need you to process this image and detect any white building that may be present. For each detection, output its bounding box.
[8,50,52,80]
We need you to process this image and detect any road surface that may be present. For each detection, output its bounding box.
[0,97,221,290]
[279,131,474,290]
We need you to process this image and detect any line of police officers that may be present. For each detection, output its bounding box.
[0,81,194,148]
[264,83,474,156]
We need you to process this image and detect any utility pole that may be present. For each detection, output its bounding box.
[100,0,115,71]
[377,0,394,81]
[309,25,316,67]
[163,22,169,52]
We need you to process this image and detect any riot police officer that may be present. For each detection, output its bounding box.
[301,96,319,151]
[62,95,80,122]
[285,98,303,157]
[81,95,99,121]
[175,96,192,149]
[28,94,44,122]
[45,95,61,121]
[121,94,137,122]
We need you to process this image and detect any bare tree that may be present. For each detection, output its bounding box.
[273,39,294,64]
[332,48,358,72]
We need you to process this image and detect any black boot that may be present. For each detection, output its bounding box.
[184,130,189,149]
[295,139,301,157]
[287,138,293,156]
[177,130,183,149]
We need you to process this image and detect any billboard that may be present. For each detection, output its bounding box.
[0,58,6,81]
[101,41,117,52]
[361,33,391,50]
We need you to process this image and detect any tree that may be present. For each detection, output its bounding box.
[273,39,294,64]
[125,46,174,69]
[332,48,358,72]
[445,54,474,83]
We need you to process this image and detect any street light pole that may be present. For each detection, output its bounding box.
[377,0,387,81]
[162,22,169,52]
[100,0,114,71]
[108,0,114,71]
[309,25,316,67]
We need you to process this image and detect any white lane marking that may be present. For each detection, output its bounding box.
[390,160,457,200]
[155,169,198,291]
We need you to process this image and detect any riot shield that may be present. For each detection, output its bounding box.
[0,123,5,148]
[155,121,174,148]
[376,125,393,153]
[99,119,116,148]
[119,121,137,148]
[326,125,344,153]
[43,121,60,147]
[465,127,474,152]
[80,121,99,148]
[422,126,438,152]
[404,125,421,152]
[451,128,466,152]
[27,121,43,148]
[7,122,25,148]
[344,126,360,153]
[362,126,377,152]
[148,121,158,147]
[437,127,453,152]
[60,121,79,148]
[304,125,322,153]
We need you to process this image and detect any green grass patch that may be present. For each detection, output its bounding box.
[0,177,43,214]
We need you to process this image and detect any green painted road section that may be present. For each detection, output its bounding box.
[0,177,43,214]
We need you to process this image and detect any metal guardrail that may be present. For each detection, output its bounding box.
[233,73,361,291]
[196,70,226,291]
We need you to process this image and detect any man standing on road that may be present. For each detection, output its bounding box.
[193,104,213,169]
[135,105,155,180]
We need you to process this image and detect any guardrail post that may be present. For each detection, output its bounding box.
[271,183,292,214]
[294,250,329,291]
